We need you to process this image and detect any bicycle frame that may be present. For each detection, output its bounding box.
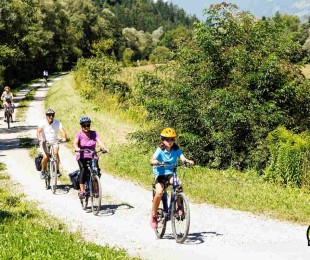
[153,164,180,221]
[152,162,191,243]
[45,140,61,193]
[77,148,107,215]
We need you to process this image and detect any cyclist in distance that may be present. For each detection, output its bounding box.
[73,116,109,199]
[150,127,194,229]
[43,70,48,81]
[1,86,14,121]
[37,108,67,179]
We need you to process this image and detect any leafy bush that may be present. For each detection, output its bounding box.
[130,3,310,171]
[74,55,130,102]
[264,126,310,188]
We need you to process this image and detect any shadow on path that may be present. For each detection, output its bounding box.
[82,202,134,216]
[0,125,37,138]
[160,230,223,245]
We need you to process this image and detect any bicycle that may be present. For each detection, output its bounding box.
[44,139,64,194]
[4,100,14,129]
[75,148,107,216]
[43,77,48,87]
[151,162,191,244]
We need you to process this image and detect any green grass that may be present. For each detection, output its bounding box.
[48,71,310,225]
[15,88,37,121]
[0,168,137,259]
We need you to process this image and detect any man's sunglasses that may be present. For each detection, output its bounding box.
[82,124,91,128]
[46,114,54,117]
[162,137,175,142]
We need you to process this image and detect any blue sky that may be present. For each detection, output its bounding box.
[159,0,310,21]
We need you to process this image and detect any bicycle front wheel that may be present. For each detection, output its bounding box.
[50,161,57,194]
[154,200,167,239]
[171,192,190,244]
[90,175,102,216]
[6,112,10,129]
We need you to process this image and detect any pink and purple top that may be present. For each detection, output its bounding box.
[75,130,100,160]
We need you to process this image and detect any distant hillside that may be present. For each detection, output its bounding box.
[94,0,199,32]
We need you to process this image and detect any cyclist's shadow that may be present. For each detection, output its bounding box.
[99,203,134,216]
[164,231,223,245]
[53,184,71,195]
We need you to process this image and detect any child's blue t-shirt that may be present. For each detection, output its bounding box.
[152,147,183,176]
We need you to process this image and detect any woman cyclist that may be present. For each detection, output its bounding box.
[73,116,109,198]
[150,127,194,229]
[1,86,14,121]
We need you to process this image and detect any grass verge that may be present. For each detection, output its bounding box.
[0,162,137,259]
[48,72,310,225]
[15,87,37,121]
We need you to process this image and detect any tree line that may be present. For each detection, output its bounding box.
[0,0,196,87]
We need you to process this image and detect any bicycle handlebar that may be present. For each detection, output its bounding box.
[75,148,108,155]
[36,139,65,146]
[151,161,192,167]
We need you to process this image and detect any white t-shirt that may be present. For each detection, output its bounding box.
[38,119,63,143]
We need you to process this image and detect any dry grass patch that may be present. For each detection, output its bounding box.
[301,64,310,79]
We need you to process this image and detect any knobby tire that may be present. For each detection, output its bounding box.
[90,175,101,216]
[171,192,190,244]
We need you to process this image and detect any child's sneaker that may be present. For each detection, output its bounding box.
[57,170,61,177]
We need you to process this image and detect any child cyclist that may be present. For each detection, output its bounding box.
[150,127,194,229]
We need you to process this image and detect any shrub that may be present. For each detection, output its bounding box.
[264,126,310,188]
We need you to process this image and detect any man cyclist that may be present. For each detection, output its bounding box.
[37,108,67,179]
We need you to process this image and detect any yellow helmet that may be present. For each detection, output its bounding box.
[160,128,177,138]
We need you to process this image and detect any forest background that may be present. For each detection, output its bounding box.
[1,0,310,191]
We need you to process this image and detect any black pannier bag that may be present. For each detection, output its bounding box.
[69,170,80,190]
[35,153,43,171]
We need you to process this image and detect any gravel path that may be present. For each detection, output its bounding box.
[0,77,309,260]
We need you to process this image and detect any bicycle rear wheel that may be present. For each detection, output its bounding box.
[50,160,57,194]
[90,175,101,216]
[80,195,88,210]
[171,192,190,244]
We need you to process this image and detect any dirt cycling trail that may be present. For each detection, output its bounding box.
[0,76,309,259]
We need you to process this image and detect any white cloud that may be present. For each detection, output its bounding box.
[293,0,310,9]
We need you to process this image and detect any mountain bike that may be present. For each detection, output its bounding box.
[151,162,191,244]
[44,139,64,194]
[76,148,107,216]
[4,100,14,129]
